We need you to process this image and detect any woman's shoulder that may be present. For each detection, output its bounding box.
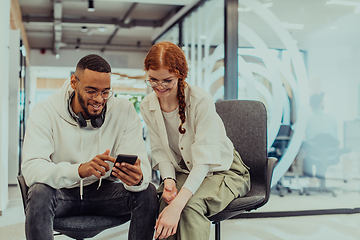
[186,85,213,104]
[140,91,157,113]
[141,91,156,104]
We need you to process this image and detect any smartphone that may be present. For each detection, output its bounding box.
[111,154,138,177]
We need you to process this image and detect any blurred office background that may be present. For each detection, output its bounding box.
[0,0,360,239]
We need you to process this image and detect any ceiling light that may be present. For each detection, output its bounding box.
[329,26,338,30]
[75,38,80,51]
[98,27,106,32]
[55,54,60,59]
[88,0,95,12]
[124,17,131,24]
[81,26,88,32]
[200,35,207,40]
[282,22,305,30]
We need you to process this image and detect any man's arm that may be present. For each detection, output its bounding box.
[112,101,151,191]
[21,103,82,188]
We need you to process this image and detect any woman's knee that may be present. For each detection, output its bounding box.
[182,201,207,220]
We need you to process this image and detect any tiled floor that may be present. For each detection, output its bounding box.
[0,178,359,240]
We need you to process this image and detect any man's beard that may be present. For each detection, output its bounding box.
[78,93,102,119]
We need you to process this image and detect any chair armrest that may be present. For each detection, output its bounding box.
[264,157,278,204]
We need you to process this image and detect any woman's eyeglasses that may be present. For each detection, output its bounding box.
[144,79,177,89]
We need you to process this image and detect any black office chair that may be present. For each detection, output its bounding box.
[209,100,278,240]
[269,124,293,160]
[268,125,306,197]
[302,133,349,197]
[17,175,131,240]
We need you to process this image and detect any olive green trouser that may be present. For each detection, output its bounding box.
[157,150,250,240]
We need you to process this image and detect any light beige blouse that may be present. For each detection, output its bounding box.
[140,85,234,174]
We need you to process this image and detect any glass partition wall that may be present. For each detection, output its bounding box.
[156,0,225,101]
[155,0,360,213]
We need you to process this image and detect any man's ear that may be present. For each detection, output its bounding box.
[70,75,77,90]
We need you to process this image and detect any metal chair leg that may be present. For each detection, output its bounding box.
[215,221,221,240]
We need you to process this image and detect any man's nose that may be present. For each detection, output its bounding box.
[93,92,104,102]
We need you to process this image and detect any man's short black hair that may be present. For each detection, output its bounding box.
[76,54,111,73]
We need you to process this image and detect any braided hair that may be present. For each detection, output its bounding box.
[144,41,188,134]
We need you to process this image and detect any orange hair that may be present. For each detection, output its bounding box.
[144,41,189,134]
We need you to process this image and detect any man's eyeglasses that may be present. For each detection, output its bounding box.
[75,76,113,100]
[144,79,177,89]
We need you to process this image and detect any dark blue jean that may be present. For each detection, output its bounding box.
[25,179,157,240]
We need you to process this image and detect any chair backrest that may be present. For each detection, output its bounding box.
[17,175,29,212]
[215,100,268,191]
[278,124,293,137]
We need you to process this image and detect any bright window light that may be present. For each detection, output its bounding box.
[263,3,273,8]
[326,0,359,6]
[282,22,305,30]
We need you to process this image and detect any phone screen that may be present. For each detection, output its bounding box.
[111,154,138,177]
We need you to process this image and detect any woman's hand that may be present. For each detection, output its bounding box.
[154,203,182,239]
[155,187,193,239]
[162,178,177,204]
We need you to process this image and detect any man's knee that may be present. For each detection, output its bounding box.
[134,183,158,210]
[142,183,157,202]
[26,183,57,210]
[28,183,56,199]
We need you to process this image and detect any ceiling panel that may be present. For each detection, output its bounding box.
[18,0,197,54]
[17,0,359,55]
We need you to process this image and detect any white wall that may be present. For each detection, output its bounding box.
[8,29,21,185]
[30,49,147,69]
[0,0,11,213]
[28,49,148,112]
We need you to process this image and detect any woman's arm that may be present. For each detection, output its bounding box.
[155,164,209,239]
[154,187,193,239]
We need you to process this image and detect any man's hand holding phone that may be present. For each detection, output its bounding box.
[78,149,115,179]
[111,154,143,186]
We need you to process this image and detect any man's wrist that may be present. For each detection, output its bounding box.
[135,175,143,186]
[78,163,85,178]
